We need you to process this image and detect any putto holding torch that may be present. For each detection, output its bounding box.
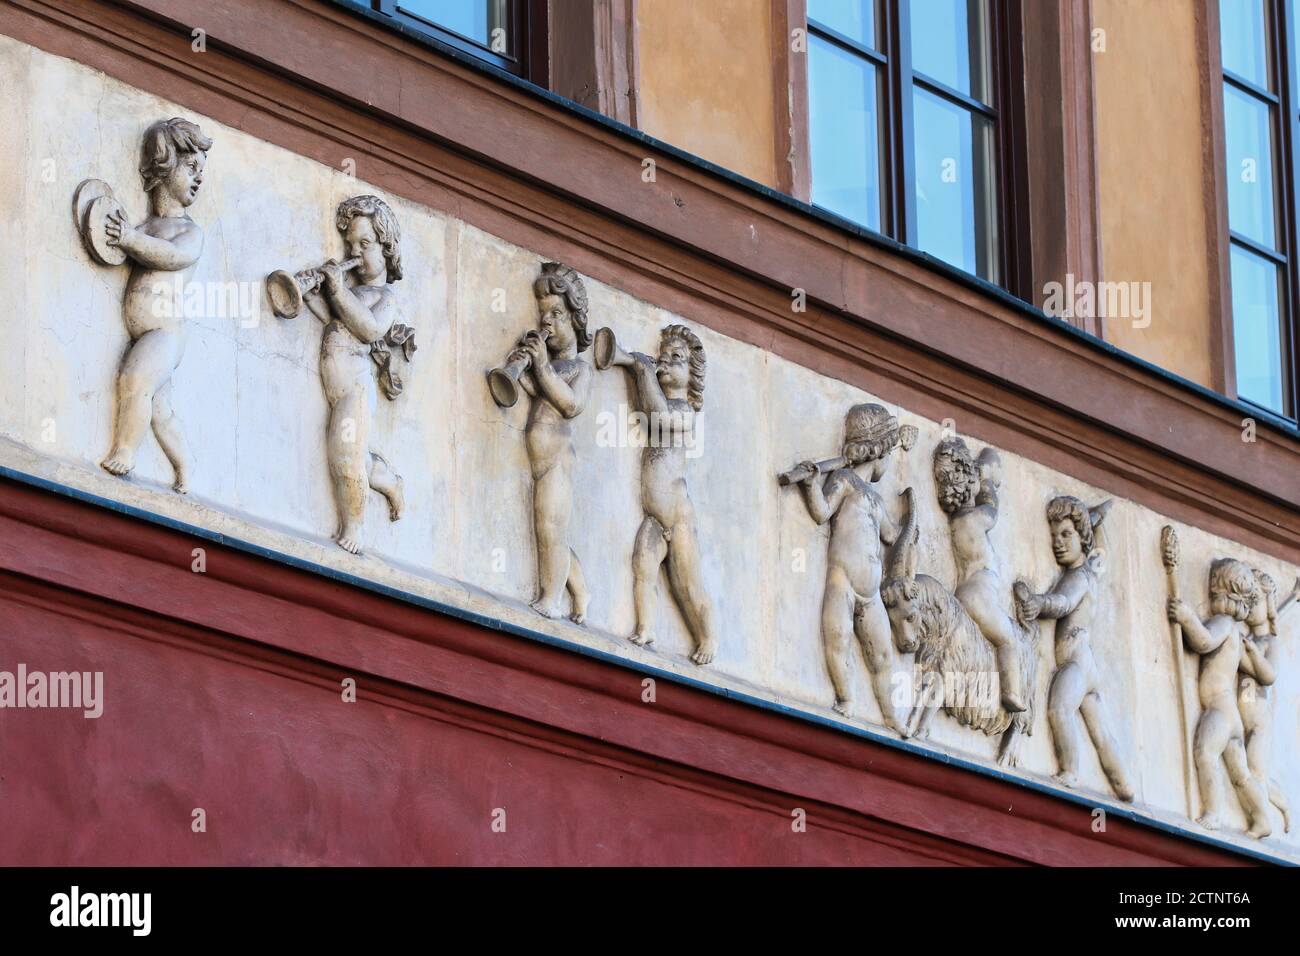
[487,261,593,623]
[268,194,415,554]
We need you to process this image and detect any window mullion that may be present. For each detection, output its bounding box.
[893,0,918,245]
[1281,0,1300,414]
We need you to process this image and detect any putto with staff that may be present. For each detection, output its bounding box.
[270,194,415,554]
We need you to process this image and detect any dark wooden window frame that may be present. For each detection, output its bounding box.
[1216,0,1300,420]
[372,0,548,85]
[803,0,1030,298]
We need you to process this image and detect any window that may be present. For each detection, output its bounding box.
[1220,0,1299,418]
[372,1,547,83]
[806,0,1022,290]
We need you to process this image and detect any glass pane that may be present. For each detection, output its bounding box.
[1223,84,1279,248]
[397,1,507,49]
[809,35,885,231]
[808,0,878,50]
[1230,245,1289,414]
[910,0,992,103]
[1220,0,1271,89]
[913,87,999,281]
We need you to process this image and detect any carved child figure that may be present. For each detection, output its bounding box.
[300,195,410,554]
[621,324,716,665]
[506,262,593,622]
[792,404,908,728]
[1016,496,1134,801]
[1167,559,1275,837]
[1239,569,1294,831]
[100,118,213,491]
[933,437,1028,714]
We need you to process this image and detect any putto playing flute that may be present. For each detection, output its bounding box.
[276,195,415,554]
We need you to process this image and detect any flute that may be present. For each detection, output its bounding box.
[777,424,918,485]
[777,456,848,486]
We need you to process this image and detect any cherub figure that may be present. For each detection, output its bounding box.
[300,195,411,554]
[933,437,1029,713]
[619,324,716,665]
[506,262,594,622]
[100,117,212,491]
[1239,569,1295,831]
[791,404,909,728]
[1016,496,1134,800]
[1167,558,1275,837]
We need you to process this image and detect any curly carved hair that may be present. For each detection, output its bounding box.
[933,437,979,503]
[533,262,592,352]
[336,195,403,282]
[1046,495,1095,556]
[1209,558,1260,622]
[1252,567,1278,632]
[661,323,706,412]
[139,117,212,193]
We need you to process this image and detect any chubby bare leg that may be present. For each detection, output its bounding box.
[631,515,667,646]
[103,329,180,478]
[150,378,191,493]
[530,454,573,619]
[1192,707,1231,830]
[566,547,589,624]
[1047,660,1087,788]
[328,388,371,554]
[906,671,941,740]
[664,519,717,665]
[1080,691,1135,801]
[1225,738,1272,839]
[368,452,404,521]
[821,571,856,715]
[1267,780,1292,832]
[855,596,904,733]
[1244,707,1291,830]
[957,576,1026,713]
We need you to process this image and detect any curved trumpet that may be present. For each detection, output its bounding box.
[593,326,635,370]
[266,256,362,319]
[487,329,549,408]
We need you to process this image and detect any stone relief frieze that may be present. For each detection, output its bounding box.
[488,262,593,623]
[1166,544,1279,837]
[274,195,413,554]
[15,45,1299,856]
[781,404,916,726]
[595,324,717,665]
[1016,496,1134,800]
[75,117,213,493]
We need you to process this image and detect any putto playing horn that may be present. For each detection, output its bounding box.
[491,262,595,623]
[267,256,363,320]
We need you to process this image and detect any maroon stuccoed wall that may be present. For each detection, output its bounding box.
[0,478,1255,865]
[0,592,901,866]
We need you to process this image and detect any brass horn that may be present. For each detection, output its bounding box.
[266,256,362,320]
[593,327,634,370]
[487,329,549,408]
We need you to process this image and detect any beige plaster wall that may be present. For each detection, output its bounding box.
[1093,0,1218,387]
[634,0,778,186]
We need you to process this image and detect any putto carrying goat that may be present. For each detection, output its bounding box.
[881,488,1039,766]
